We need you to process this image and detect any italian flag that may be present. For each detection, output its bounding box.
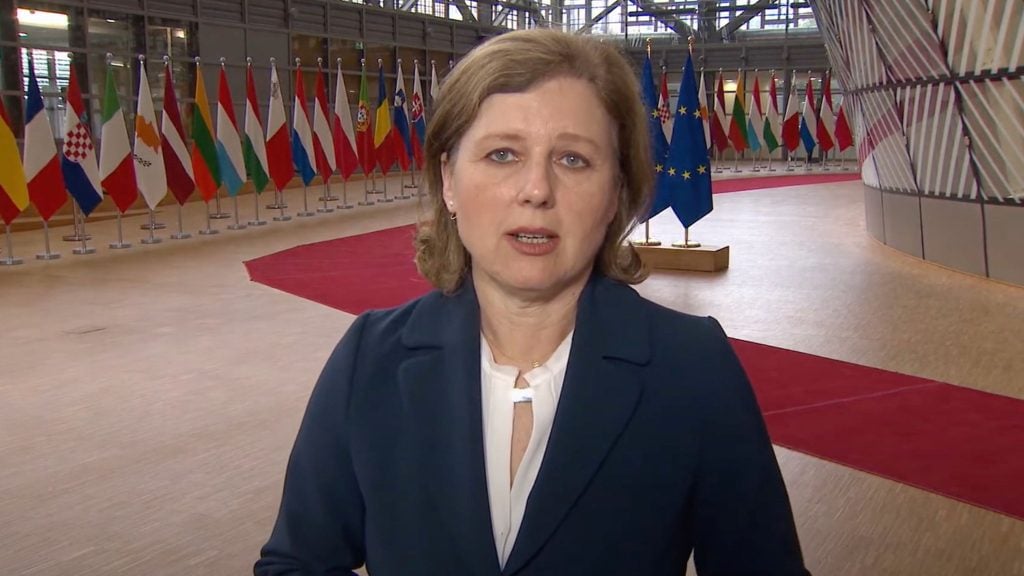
[99,65,138,214]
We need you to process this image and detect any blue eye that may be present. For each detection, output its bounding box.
[560,153,589,168]
[488,149,516,163]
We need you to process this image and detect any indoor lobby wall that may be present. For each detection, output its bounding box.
[813,0,1024,287]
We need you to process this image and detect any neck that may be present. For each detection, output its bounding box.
[475,276,585,373]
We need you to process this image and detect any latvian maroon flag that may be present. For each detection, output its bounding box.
[161,61,195,205]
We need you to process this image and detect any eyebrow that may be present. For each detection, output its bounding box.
[474,131,604,149]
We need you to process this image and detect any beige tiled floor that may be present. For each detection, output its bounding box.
[1,174,1021,575]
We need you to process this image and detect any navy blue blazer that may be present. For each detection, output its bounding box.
[256,274,810,575]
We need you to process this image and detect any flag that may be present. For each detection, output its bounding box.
[134,61,167,210]
[392,60,413,172]
[216,66,246,196]
[642,53,671,219]
[190,63,220,202]
[161,61,195,205]
[266,61,293,191]
[99,64,137,214]
[763,72,781,152]
[24,60,66,221]
[710,72,729,154]
[657,69,672,142]
[800,76,818,155]
[0,97,29,225]
[332,60,359,180]
[782,71,802,153]
[817,72,836,154]
[291,66,316,186]
[312,63,336,180]
[746,76,764,153]
[374,60,395,174]
[243,62,270,193]
[60,65,102,216]
[429,60,439,106]
[727,70,748,153]
[409,60,427,166]
[658,54,713,229]
[355,60,375,176]
[697,70,710,151]
[834,98,854,152]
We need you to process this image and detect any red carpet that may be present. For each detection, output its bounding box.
[244,178,1024,521]
[711,172,860,193]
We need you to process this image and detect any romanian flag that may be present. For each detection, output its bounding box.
[355,60,374,175]
[0,97,28,225]
[191,62,221,202]
[374,59,395,174]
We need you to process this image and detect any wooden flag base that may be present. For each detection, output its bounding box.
[633,242,730,272]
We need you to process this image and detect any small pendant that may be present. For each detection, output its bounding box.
[510,388,534,403]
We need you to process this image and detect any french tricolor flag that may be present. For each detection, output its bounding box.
[24,59,66,222]
[60,66,102,216]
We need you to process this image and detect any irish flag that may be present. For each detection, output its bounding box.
[243,61,270,193]
[191,62,220,202]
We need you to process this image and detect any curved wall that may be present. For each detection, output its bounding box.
[813,0,1023,286]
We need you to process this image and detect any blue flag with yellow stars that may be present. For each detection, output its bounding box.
[656,53,713,229]
[642,54,670,219]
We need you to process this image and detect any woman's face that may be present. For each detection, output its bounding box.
[441,75,620,303]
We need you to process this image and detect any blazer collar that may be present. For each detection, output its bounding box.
[398,274,651,575]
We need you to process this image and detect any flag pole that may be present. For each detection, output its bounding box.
[1,223,23,265]
[71,203,95,254]
[270,57,291,222]
[171,202,192,238]
[110,209,133,246]
[249,58,269,225]
[63,202,90,242]
[199,201,219,234]
[381,170,393,203]
[36,219,60,260]
[339,177,353,209]
[632,38,660,248]
[671,36,702,250]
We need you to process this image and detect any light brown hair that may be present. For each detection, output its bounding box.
[415,28,652,293]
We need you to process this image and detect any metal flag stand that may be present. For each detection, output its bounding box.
[379,172,394,203]
[272,185,291,221]
[317,178,335,213]
[71,203,96,255]
[210,190,231,219]
[170,202,192,239]
[62,204,91,242]
[141,209,163,243]
[358,177,374,206]
[297,181,315,217]
[1,223,23,265]
[713,149,723,173]
[227,195,247,229]
[671,226,701,248]
[139,213,166,230]
[110,211,132,248]
[249,189,268,226]
[36,220,60,260]
[199,202,219,235]
[338,178,353,209]
[632,219,661,247]
[767,152,776,172]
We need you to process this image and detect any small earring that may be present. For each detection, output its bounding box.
[449,212,457,220]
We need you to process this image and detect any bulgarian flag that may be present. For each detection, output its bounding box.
[0,96,29,225]
[763,72,782,152]
[191,61,220,202]
[243,61,270,193]
[265,60,293,192]
[161,60,195,205]
[99,62,138,214]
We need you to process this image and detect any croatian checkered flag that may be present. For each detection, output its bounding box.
[61,65,102,215]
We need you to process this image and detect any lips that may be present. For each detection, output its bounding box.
[506,228,559,255]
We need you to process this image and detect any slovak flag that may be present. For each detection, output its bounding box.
[409,60,426,166]
[60,65,102,215]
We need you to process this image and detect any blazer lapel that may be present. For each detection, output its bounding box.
[398,284,502,575]
[503,277,651,575]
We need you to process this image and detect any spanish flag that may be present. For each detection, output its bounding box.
[0,97,28,225]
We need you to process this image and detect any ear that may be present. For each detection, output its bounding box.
[440,152,455,207]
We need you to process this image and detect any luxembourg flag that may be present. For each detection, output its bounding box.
[292,66,317,186]
[409,60,426,166]
[265,61,294,192]
[311,63,336,180]
[60,66,102,216]
[332,59,359,181]
[800,76,818,155]
[216,65,247,196]
[24,59,67,222]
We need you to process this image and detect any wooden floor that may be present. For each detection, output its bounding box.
[1,175,1022,575]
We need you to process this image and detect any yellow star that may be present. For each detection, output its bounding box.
[693,109,702,118]
[682,170,692,180]
[667,167,677,176]
[651,109,659,118]
[697,164,707,174]
[655,164,664,173]
[678,106,688,115]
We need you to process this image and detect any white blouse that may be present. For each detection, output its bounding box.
[480,331,574,568]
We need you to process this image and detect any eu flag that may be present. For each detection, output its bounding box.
[642,54,670,219]
[657,54,713,229]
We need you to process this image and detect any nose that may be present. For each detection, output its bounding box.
[516,156,555,208]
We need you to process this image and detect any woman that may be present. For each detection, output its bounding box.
[256,29,809,576]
